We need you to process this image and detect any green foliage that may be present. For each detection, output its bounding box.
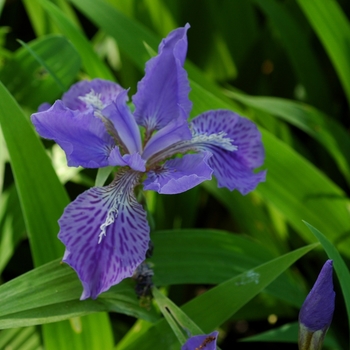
[0,0,349,349]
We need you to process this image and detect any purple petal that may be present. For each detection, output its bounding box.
[299,260,335,331]
[102,90,142,154]
[190,110,266,194]
[31,100,116,168]
[182,331,218,350]
[62,78,124,112]
[109,148,146,172]
[143,152,213,194]
[133,24,192,133]
[58,170,150,299]
[142,113,192,161]
[38,102,51,112]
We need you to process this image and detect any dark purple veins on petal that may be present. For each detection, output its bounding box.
[58,170,150,300]
[190,110,266,194]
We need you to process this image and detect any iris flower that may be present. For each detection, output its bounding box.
[182,331,218,350]
[31,24,266,299]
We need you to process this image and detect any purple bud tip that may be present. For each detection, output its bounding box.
[299,260,335,331]
[181,331,218,350]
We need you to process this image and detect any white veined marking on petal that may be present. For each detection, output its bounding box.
[80,89,123,146]
[98,206,118,244]
[97,183,126,244]
[147,131,238,166]
[79,89,105,110]
[191,131,238,152]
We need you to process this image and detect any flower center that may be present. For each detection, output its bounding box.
[79,90,105,110]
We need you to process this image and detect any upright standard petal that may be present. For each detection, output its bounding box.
[62,79,124,113]
[144,152,213,194]
[58,170,150,299]
[133,24,192,133]
[31,100,116,168]
[182,331,218,350]
[102,89,142,154]
[190,110,266,194]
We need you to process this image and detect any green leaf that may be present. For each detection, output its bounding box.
[0,0,5,17]
[22,0,81,36]
[119,243,318,349]
[0,81,68,265]
[253,0,330,111]
[0,258,158,329]
[139,0,178,37]
[242,322,298,343]
[303,221,350,333]
[297,0,350,106]
[42,313,114,350]
[152,287,194,345]
[37,0,115,80]
[0,326,42,350]
[0,229,303,329]
[151,230,306,307]
[69,0,159,70]
[152,287,223,349]
[241,322,340,349]
[0,35,81,109]
[0,185,26,274]
[95,166,114,187]
[17,39,66,92]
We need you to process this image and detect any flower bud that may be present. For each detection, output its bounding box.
[298,260,335,350]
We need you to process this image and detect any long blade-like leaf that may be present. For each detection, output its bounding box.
[119,243,318,349]
[297,0,350,106]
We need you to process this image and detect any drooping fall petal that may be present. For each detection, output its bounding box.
[58,170,150,299]
[31,100,116,168]
[190,110,266,194]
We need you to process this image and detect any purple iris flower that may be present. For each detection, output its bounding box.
[31,24,266,300]
[298,260,335,350]
[182,331,218,350]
